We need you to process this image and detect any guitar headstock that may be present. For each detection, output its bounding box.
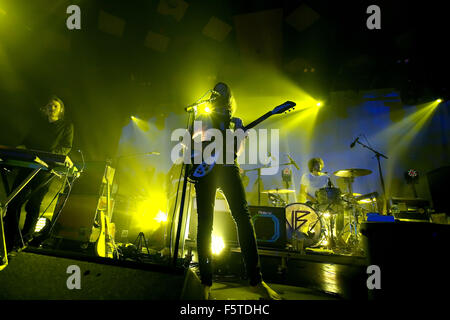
[271,101,296,115]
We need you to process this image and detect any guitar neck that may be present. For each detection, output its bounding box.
[243,111,273,131]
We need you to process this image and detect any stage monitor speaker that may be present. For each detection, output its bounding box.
[0,250,203,300]
[360,221,450,300]
[249,206,287,249]
[70,161,110,196]
[52,194,99,242]
[427,166,450,216]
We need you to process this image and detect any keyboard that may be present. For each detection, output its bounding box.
[0,145,78,176]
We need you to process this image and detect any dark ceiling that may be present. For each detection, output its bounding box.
[2,0,448,102]
[1,0,448,158]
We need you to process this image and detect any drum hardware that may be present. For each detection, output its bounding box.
[262,189,295,207]
[315,187,342,207]
[268,193,287,207]
[333,169,373,247]
[262,189,295,194]
[244,158,297,205]
[333,168,372,179]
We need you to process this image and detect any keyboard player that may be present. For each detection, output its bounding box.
[3,95,74,254]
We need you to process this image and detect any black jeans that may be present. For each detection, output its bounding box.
[194,164,262,286]
[3,169,52,251]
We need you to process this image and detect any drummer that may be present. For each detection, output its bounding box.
[298,157,329,204]
[299,157,345,247]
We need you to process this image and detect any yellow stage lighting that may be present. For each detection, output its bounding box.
[154,210,168,223]
[130,116,150,131]
[436,99,442,103]
[35,217,47,232]
[316,102,323,107]
[211,234,225,255]
[198,103,213,115]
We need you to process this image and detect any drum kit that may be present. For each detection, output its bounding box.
[258,167,376,255]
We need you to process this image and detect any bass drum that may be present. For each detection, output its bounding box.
[285,203,323,248]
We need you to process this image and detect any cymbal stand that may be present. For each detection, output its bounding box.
[343,178,363,251]
[245,161,294,206]
[313,201,336,249]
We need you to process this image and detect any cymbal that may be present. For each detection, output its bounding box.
[334,168,372,178]
[341,192,362,197]
[262,189,295,194]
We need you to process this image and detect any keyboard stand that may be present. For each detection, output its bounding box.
[1,167,44,270]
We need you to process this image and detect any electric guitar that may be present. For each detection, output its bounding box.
[188,101,296,181]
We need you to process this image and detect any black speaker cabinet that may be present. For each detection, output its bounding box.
[50,161,114,242]
[52,194,99,242]
[360,221,450,300]
[427,166,450,216]
[249,206,287,249]
[0,250,203,300]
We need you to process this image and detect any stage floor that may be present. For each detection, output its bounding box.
[209,279,339,300]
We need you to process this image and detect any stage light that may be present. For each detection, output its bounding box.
[198,103,213,115]
[154,210,168,223]
[211,234,225,255]
[130,116,150,131]
[133,192,168,232]
[35,217,48,232]
[436,99,442,103]
[316,101,322,107]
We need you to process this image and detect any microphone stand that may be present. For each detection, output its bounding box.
[173,98,207,267]
[244,161,294,206]
[355,140,389,214]
[243,167,263,205]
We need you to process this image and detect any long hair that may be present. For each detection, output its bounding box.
[212,82,236,116]
[40,95,65,119]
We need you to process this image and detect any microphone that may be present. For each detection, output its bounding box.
[350,136,360,148]
[287,154,300,170]
[184,97,219,112]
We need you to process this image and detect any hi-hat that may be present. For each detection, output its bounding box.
[262,189,295,194]
[334,168,372,178]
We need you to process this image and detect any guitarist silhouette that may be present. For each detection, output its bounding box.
[193,82,281,300]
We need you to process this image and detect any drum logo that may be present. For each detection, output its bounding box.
[290,210,310,231]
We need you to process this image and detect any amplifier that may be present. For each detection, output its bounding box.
[249,206,286,249]
[427,166,450,216]
[390,197,430,221]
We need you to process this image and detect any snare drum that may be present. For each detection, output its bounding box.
[285,203,323,248]
[315,187,342,205]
